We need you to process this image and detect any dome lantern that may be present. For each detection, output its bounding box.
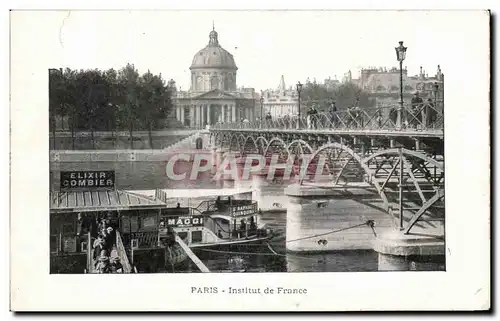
[209,21,219,46]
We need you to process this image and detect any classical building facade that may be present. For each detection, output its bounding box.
[343,65,444,105]
[174,27,258,127]
[261,75,298,118]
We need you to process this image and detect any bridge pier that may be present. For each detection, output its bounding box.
[284,183,394,252]
[373,232,445,271]
[211,147,228,169]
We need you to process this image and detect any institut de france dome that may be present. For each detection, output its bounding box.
[173,26,258,127]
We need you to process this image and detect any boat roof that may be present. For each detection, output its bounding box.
[50,189,166,213]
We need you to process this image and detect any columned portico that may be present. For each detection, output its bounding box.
[189,105,195,127]
[176,106,181,121]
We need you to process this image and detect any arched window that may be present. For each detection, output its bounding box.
[210,77,218,90]
[196,76,203,91]
[227,73,233,90]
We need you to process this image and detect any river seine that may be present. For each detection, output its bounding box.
[50,160,445,272]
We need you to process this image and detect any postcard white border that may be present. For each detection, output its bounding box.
[9,7,490,312]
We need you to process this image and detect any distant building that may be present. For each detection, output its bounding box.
[261,75,298,118]
[344,65,444,105]
[324,76,340,91]
[174,26,258,127]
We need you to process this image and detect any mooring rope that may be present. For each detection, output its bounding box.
[197,247,315,261]
[266,242,279,255]
[286,220,376,243]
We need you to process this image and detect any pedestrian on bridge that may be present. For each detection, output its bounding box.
[307,105,318,129]
[265,112,272,123]
[426,98,437,128]
[329,101,337,128]
[410,92,424,129]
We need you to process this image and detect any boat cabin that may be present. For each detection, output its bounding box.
[49,188,168,273]
[50,183,267,272]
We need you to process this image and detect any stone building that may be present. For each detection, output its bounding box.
[261,75,299,118]
[323,76,340,91]
[344,65,444,106]
[174,26,258,127]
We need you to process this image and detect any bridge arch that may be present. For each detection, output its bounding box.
[286,139,314,158]
[242,135,258,154]
[305,142,371,183]
[305,143,399,228]
[227,133,245,152]
[304,143,442,232]
[363,148,444,171]
[263,137,289,158]
[219,132,232,148]
[254,136,269,155]
[237,133,247,154]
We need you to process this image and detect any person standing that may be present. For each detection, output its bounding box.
[410,91,424,128]
[426,98,436,128]
[310,104,318,129]
[329,101,337,128]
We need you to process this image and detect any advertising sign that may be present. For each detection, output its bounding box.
[231,203,258,217]
[160,215,204,228]
[60,171,115,190]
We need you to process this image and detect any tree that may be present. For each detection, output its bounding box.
[103,68,120,147]
[138,70,155,148]
[138,71,173,149]
[48,65,174,150]
[49,69,66,148]
[62,68,78,149]
[333,83,373,110]
[299,80,375,114]
[73,69,109,148]
[118,64,140,149]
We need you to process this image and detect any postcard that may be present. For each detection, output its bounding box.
[10,9,490,311]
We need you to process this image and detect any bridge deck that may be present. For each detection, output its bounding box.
[211,128,443,139]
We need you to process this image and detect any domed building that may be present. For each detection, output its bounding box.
[174,26,259,127]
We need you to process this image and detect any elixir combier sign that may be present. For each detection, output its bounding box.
[60,171,115,189]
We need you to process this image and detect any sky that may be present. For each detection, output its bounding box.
[27,10,487,92]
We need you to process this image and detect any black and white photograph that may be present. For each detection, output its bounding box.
[10,8,490,311]
[46,10,449,274]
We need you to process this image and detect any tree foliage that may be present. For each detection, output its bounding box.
[300,80,375,112]
[48,65,174,132]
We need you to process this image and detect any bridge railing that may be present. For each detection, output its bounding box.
[212,102,444,132]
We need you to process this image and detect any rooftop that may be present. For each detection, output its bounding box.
[50,189,166,212]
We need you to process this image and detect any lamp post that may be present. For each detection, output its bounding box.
[296,81,303,128]
[395,41,407,129]
[259,93,264,128]
[260,92,264,120]
[433,82,439,108]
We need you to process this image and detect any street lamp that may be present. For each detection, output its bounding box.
[395,41,407,129]
[433,82,441,122]
[260,91,264,121]
[433,82,439,104]
[296,81,303,128]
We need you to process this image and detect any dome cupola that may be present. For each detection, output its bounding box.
[190,25,237,70]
